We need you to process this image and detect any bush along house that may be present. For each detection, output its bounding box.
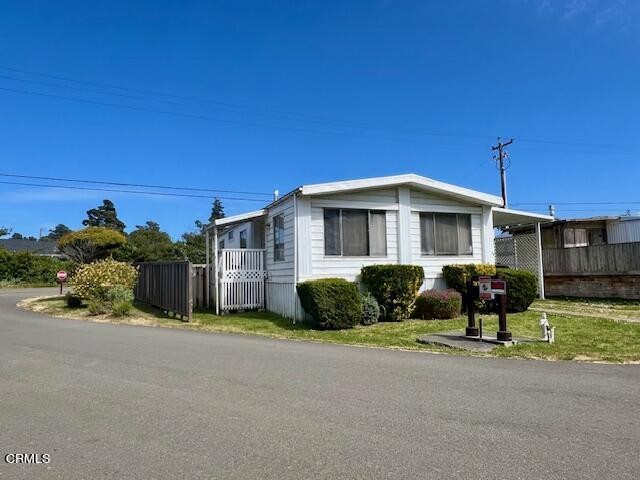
[204,174,552,320]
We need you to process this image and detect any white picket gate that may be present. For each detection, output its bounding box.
[218,249,267,311]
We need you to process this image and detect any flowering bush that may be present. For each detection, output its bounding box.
[71,259,138,301]
[413,289,462,320]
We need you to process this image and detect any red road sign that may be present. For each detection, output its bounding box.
[56,270,68,282]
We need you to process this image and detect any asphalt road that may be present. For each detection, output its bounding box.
[1,288,638,480]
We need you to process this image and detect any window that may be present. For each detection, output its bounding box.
[420,213,472,255]
[563,228,588,248]
[273,214,285,261]
[323,209,387,257]
[219,240,225,250]
[239,230,247,249]
[228,230,234,240]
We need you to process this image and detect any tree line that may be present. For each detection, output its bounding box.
[0,198,226,264]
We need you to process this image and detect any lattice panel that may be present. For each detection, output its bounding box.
[495,234,541,293]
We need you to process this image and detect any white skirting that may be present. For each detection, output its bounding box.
[266,281,304,320]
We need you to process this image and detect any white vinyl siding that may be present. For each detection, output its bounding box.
[265,197,295,284]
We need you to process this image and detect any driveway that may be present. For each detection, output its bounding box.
[1,288,639,479]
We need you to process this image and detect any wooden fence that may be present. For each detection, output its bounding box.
[192,265,208,309]
[543,242,640,275]
[135,262,194,321]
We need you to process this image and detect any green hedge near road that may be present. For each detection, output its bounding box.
[0,248,73,287]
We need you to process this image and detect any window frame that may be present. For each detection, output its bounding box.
[239,229,247,249]
[323,208,387,257]
[273,214,285,262]
[219,239,225,250]
[419,212,473,256]
[228,230,234,240]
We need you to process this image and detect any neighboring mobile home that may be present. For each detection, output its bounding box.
[205,174,552,320]
[509,215,640,249]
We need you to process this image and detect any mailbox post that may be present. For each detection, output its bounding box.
[465,276,512,342]
[465,279,478,337]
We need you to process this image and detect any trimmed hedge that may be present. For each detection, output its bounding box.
[361,265,424,321]
[414,289,462,320]
[495,268,538,312]
[361,293,381,326]
[0,247,73,286]
[297,278,362,330]
[442,264,496,296]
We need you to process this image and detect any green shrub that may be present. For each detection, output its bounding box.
[361,265,424,321]
[111,300,132,317]
[87,298,107,315]
[414,289,462,320]
[495,268,538,312]
[0,247,74,286]
[71,259,138,301]
[65,293,83,308]
[361,293,381,326]
[297,278,362,329]
[442,264,496,296]
[106,285,134,303]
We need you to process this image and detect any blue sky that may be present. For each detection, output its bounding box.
[1,0,639,239]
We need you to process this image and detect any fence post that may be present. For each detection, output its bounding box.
[535,222,545,299]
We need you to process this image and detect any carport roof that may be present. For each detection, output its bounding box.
[492,207,554,227]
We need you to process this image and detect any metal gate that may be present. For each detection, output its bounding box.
[218,249,267,311]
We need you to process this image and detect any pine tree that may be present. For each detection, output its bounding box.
[209,198,225,223]
[82,199,126,231]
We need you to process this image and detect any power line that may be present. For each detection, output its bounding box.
[0,180,267,202]
[0,86,491,148]
[0,65,498,141]
[0,173,272,196]
[7,65,640,154]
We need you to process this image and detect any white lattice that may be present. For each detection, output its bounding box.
[495,234,541,293]
[218,249,267,311]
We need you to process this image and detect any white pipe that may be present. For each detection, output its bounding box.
[213,226,219,315]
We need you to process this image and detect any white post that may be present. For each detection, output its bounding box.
[397,186,412,264]
[292,193,298,323]
[205,228,210,308]
[535,222,545,299]
[213,226,220,315]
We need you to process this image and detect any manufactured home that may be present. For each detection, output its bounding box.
[205,174,552,320]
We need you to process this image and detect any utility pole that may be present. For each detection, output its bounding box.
[492,138,513,208]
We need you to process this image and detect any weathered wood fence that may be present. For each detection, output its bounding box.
[135,262,194,321]
[542,242,640,299]
[543,242,640,275]
[192,264,208,309]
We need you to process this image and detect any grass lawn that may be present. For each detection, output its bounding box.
[22,296,640,363]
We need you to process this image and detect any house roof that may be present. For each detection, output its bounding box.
[0,239,59,254]
[210,174,552,229]
[212,209,267,228]
[299,174,504,206]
